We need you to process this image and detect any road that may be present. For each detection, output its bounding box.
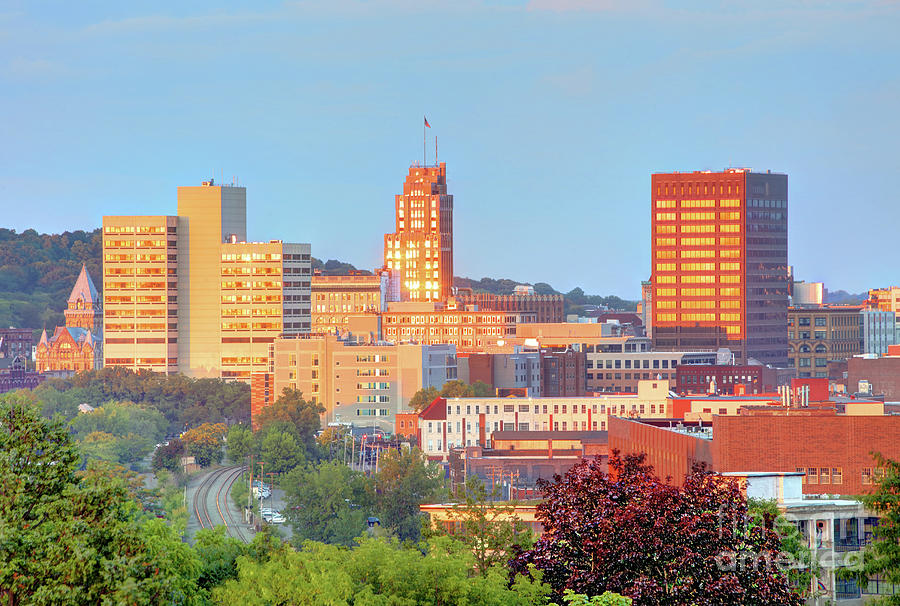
[186,465,254,543]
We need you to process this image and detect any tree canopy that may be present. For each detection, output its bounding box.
[512,451,802,605]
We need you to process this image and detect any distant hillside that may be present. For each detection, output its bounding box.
[0,228,102,335]
[823,289,867,305]
[0,227,373,335]
[453,275,638,313]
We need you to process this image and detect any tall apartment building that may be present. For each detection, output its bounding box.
[253,334,457,431]
[383,163,453,302]
[651,169,789,367]
[219,240,312,380]
[102,216,181,374]
[103,180,311,379]
[788,304,863,378]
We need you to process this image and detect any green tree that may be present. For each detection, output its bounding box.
[226,423,254,463]
[433,476,534,577]
[472,380,495,397]
[255,388,324,457]
[409,385,439,412]
[283,460,373,546]
[0,391,203,605]
[212,536,551,605]
[181,422,227,467]
[374,447,445,542]
[441,379,474,398]
[194,527,249,592]
[152,438,186,473]
[839,453,900,605]
[257,427,305,474]
[553,591,632,606]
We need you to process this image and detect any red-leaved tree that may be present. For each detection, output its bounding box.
[510,451,803,605]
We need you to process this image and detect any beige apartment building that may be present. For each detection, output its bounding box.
[311,273,384,339]
[254,334,456,432]
[102,215,181,374]
[103,179,311,379]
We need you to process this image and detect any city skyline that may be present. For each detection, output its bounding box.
[2,1,899,297]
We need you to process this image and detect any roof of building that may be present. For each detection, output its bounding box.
[418,396,447,420]
[491,430,608,442]
[68,264,100,306]
[48,326,101,348]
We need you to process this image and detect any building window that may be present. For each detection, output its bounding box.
[796,467,806,484]
[832,468,842,485]
[820,468,830,484]
[862,468,872,485]
[815,317,827,327]
[807,468,818,484]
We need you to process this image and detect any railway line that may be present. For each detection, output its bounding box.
[192,465,249,543]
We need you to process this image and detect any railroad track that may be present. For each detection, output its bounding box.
[192,465,249,543]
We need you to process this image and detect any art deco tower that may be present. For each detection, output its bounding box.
[383,162,453,301]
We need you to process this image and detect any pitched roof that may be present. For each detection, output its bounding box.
[68,264,100,306]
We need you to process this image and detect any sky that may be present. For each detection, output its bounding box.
[1,0,898,298]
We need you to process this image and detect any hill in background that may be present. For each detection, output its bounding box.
[0,227,637,337]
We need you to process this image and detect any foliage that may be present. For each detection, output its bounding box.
[37,366,250,433]
[452,275,637,312]
[194,527,249,592]
[212,536,552,605]
[511,451,802,605]
[311,257,372,276]
[226,423,254,463]
[181,422,227,467]
[748,497,823,600]
[0,391,204,605]
[441,379,475,398]
[231,478,250,512]
[838,452,900,605]
[256,425,305,474]
[0,227,102,336]
[255,388,324,458]
[432,476,534,577]
[409,385,440,412]
[373,447,445,542]
[552,590,632,606]
[283,460,374,546]
[153,438,186,473]
[472,380,495,396]
[68,399,168,466]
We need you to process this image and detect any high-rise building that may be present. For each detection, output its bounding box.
[788,304,863,378]
[383,163,453,301]
[650,169,789,366]
[101,216,180,374]
[103,179,311,380]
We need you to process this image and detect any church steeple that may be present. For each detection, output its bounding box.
[64,264,102,332]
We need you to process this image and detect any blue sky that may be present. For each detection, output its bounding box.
[1,0,898,298]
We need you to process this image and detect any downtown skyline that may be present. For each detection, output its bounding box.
[2,1,899,297]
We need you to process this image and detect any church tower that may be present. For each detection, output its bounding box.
[64,264,102,333]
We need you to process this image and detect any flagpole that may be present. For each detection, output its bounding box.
[423,119,426,167]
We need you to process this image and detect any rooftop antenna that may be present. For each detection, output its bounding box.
[435,135,438,167]
[423,115,431,168]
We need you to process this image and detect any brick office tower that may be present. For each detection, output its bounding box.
[384,163,453,302]
[651,169,789,367]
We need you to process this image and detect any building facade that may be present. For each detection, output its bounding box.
[788,305,863,378]
[455,292,564,324]
[674,364,777,395]
[383,163,453,302]
[860,308,895,355]
[103,179,311,379]
[36,264,103,373]
[0,328,33,366]
[458,349,542,396]
[847,350,900,400]
[419,380,674,459]
[650,169,789,367]
[255,334,457,431]
[102,217,179,374]
[586,349,719,393]
[540,349,586,397]
[311,273,384,337]
[381,301,535,352]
